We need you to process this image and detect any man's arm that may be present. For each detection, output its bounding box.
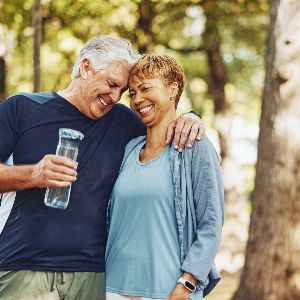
[0,155,78,194]
[166,112,205,152]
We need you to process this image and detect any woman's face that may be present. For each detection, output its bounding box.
[129,75,176,127]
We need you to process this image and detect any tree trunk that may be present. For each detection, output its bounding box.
[205,46,229,156]
[0,57,5,102]
[203,11,248,225]
[233,0,300,299]
[201,2,250,273]
[135,0,155,53]
[32,0,41,92]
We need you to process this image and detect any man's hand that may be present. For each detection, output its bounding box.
[166,283,191,300]
[32,155,78,188]
[166,112,205,152]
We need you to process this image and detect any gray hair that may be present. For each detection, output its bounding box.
[71,35,141,79]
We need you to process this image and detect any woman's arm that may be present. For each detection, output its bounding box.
[181,136,224,288]
[166,272,198,300]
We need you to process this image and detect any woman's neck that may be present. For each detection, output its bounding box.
[139,111,176,163]
[145,112,176,150]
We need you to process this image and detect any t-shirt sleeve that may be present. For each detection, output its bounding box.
[129,115,146,140]
[114,104,146,141]
[0,96,20,162]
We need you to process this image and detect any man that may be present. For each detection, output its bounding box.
[0,35,204,300]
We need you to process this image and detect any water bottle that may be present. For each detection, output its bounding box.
[44,128,84,209]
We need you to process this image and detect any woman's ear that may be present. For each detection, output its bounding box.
[169,82,179,100]
[79,58,92,79]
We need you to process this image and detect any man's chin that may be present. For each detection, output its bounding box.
[92,107,112,120]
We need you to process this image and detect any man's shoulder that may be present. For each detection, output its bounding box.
[2,92,56,108]
[12,92,56,104]
[112,103,139,119]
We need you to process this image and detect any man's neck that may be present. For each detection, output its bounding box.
[57,81,82,110]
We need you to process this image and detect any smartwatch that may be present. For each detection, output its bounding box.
[177,277,197,292]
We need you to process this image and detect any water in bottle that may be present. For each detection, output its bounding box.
[44,128,84,209]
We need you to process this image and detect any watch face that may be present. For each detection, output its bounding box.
[185,281,196,291]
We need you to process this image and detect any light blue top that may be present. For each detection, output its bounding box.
[106,142,182,298]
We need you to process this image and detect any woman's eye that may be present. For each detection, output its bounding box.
[141,87,149,92]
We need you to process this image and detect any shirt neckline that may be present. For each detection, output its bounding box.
[135,142,170,166]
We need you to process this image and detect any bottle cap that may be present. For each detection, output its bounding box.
[59,128,84,140]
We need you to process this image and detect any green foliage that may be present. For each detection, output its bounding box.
[1,0,269,123]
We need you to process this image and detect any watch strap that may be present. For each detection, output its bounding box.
[177,277,197,292]
[189,111,201,118]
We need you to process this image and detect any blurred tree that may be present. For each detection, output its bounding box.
[201,1,244,222]
[133,0,155,53]
[0,0,38,93]
[0,9,5,101]
[0,56,5,101]
[0,24,5,101]
[0,24,15,102]
[155,0,268,233]
[1,0,136,92]
[233,0,300,299]
[33,0,42,92]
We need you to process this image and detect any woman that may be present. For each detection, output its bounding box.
[105,54,224,300]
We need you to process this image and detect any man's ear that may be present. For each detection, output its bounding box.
[79,58,92,79]
[169,82,179,99]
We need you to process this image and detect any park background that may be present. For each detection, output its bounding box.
[0,0,299,299]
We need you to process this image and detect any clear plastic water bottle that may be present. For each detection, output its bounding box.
[44,128,84,209]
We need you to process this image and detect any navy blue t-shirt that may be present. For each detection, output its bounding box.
[0,92,145,272]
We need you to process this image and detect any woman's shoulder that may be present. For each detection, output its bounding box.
[193,135,219,157]
[170,135,220,163]
[124,135,146,156]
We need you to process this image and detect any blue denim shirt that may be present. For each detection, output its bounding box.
[108,135,224,297]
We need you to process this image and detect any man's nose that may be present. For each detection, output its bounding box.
[110,89,122,103]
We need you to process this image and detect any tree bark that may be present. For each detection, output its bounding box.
[0,57,5,102]
[203,7,248,229]
[134,0,155,53]
[202,3,250,273]
[205,45,229,156]
[32,0,41,92]
[233,0,300,299]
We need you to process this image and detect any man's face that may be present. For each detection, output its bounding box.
[78,60,131,120]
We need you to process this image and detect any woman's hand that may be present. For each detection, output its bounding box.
[165,283,191,300]
[166,112,205,152]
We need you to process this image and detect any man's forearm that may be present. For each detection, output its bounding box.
[0,163,36,193]
[0,155,78,194]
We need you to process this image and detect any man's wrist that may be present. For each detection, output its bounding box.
[188,111,201,118]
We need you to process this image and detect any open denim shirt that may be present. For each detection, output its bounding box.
[107,135,224,297]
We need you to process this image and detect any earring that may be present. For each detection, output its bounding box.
[170,96,174,101]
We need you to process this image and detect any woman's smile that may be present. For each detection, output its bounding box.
[138,104,154,116]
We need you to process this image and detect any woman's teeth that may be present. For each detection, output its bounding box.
[139,105,153,115]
